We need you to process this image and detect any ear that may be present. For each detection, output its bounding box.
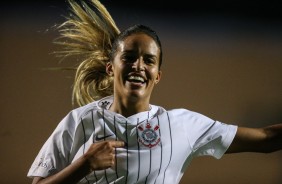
[106,62,114,76]
[155,71,162,84]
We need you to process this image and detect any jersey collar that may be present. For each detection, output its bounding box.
[97,95,159,124]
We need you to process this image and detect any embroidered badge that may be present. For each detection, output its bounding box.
[137,122,160,148]
[98,100,110,109]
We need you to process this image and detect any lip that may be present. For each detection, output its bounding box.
[126,81,145,88]
[127,73,147,82]
[124,72,147,88]
[127,72,146,80]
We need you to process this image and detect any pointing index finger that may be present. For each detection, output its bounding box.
[111,141,125,148]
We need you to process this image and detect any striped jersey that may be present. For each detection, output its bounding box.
[27,95,237,183]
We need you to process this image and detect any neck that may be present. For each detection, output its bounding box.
[109,95,151,117]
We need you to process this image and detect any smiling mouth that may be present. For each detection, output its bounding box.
[127,75,146,84]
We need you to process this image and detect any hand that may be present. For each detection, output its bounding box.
[84,141,125,171]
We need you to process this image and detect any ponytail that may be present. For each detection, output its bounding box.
[54,0,120,106]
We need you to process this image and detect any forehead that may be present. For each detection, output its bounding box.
[118,33,160,55]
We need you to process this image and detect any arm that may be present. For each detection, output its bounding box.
[226,124,282,154]
[32,155,91,184]
[32,141,125,184]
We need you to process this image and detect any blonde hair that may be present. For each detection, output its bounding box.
[54,0,120,106]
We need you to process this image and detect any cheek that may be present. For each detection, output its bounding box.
[150,68,160,79]
[112,62,125,74]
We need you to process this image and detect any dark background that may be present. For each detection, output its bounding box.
[1,0,282,183]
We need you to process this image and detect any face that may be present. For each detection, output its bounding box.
[106,33,162,101]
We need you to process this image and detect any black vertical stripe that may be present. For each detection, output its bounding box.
[125,121,129,183]
[81,118,90,184]
[91,111,95,143]
[154,115,162,184]
[81,119,87,154]
[145,119,152,184]
[145,149,152,184]
[91,111,98,182]
[114,116,119,180]
[135,118,141,183]
[103,109,106,139]
[162,112,173,184]
[102,109,109,184]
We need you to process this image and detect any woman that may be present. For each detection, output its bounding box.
[28,0,282,183]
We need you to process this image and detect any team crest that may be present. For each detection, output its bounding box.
[137,122,160,148]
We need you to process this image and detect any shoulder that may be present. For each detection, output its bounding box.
[162,108,215,125]
[153,106,195,117]
[68,101,98,121]
[61,96,113,128]
[68,95,113,120]
[167,108,207,118]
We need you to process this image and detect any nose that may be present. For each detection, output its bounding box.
[132,58,145,71]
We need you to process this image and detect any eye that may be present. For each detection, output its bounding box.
[144,56,157,65]
[121,54,136,63]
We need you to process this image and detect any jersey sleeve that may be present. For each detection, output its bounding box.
[27,111,77,178]
[180,109,238,159]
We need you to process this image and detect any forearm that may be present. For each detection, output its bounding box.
[263,123,282,153]
[33,140,124,184]
[34,155,91,184]
[227,123,282,154]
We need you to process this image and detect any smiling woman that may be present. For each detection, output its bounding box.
[106,29,162,116]
[26,0,282,184]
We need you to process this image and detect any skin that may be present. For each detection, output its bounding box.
[32,33,282,184]
[228,125,282,154]
[106,33,162,117]
[32,141,125,184]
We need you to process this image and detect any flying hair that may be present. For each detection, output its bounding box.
[54,0,120,106]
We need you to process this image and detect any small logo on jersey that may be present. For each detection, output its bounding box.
[137,122,160,148]
[38,158,48,169]
[95,134,113,141]
[99,100,110,109]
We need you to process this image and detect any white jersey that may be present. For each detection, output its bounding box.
[27,96,237,184]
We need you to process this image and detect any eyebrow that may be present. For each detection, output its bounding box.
[122,50,157,58]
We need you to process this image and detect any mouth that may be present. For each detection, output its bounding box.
[126,74,146,85]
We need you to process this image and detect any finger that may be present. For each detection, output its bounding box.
[110,141,125,148]
[112,148,116,154]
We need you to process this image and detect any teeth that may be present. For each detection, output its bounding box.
[128,76,145,82]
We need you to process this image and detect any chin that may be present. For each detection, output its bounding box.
[126,91,147,101]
